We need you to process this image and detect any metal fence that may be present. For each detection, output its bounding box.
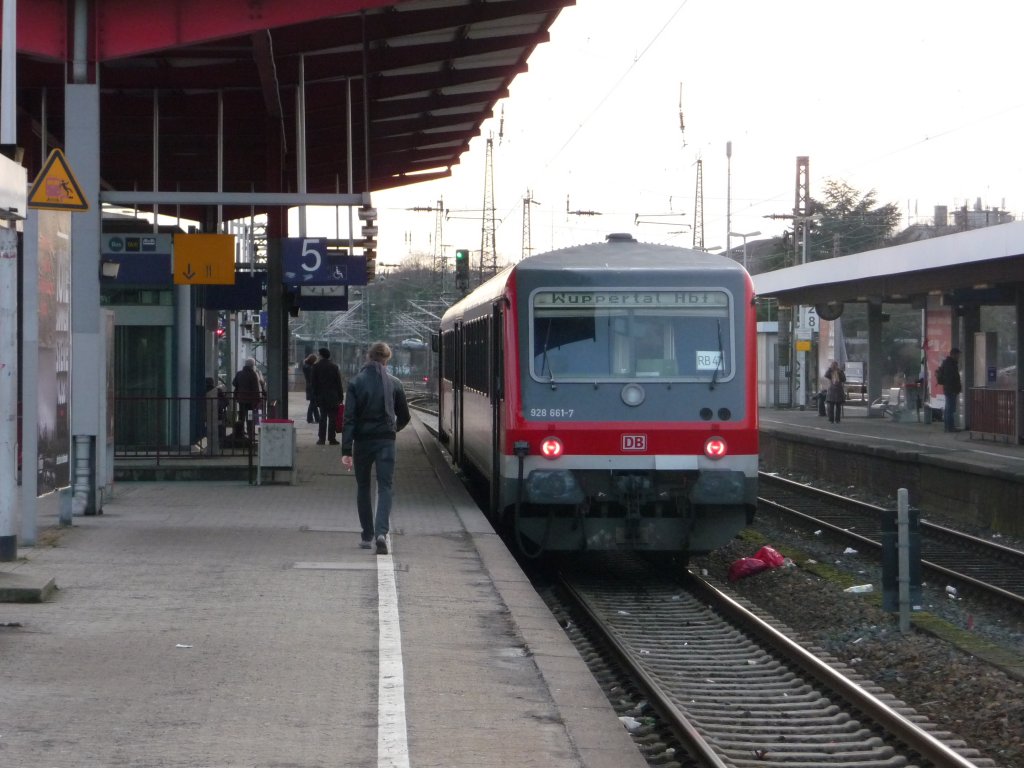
[114,394,276,459]
[968,388,1017,441]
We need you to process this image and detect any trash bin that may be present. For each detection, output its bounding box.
[257,419,295,485]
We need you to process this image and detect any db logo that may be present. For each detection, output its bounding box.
[621,434,647,451]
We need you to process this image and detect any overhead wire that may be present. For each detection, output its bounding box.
[493,1,692,242]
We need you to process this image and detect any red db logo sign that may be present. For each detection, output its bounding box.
[621,434,647,451]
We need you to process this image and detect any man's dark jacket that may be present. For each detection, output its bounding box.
[311,357,344,410]
[341,364,411,457]
[232,366,264,404]
[937,355,962,395]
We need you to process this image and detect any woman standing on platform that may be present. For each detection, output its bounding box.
[825,360,847,424]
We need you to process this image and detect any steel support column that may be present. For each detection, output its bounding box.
[866,302,883,417]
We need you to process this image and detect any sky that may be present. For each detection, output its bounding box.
[305,0,1024,269]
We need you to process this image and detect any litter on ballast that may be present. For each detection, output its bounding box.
[618,716,642,733]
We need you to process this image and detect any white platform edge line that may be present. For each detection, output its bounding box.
[377,554,410,768]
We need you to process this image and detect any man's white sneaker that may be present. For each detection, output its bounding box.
[375,534,390,555]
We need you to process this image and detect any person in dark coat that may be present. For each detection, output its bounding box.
[232,357,265,441]
[341,342,411,555]
[311,347,344,445]
[824,360,846,424]
[301,353,320,424]
[937,347,962,432]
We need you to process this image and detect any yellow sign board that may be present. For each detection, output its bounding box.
[796,339,812,352]
[173,234,236,285]
[28,148,89,211]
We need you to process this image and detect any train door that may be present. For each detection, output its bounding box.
[432,332,444,440]
[489,302,504,517]
[452,320,465,466]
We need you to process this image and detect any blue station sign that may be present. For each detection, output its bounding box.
[281,237,367,286]
[101,233,173,285]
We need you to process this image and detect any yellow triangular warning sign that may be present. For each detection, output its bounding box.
[28,148,89,211]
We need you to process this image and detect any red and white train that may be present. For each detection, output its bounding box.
[437,234,758,558]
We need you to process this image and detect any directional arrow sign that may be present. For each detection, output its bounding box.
[173,234,235,285]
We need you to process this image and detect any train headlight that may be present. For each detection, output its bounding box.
[704,436,728,459]
[621,383,645,406]
[540,436,564,459]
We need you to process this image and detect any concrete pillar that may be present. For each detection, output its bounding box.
[962,304,980,428]
[67,83,103,515]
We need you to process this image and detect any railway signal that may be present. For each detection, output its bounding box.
[455,248,469,290]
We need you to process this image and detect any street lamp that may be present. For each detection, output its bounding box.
[725,141,732,259]
[728,230,761,270]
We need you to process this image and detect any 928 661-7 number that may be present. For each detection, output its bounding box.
[529,408,574,419]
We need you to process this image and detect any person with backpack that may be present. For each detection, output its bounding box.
[936,348,962,432]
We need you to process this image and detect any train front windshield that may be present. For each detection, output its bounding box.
[530,288,734,382]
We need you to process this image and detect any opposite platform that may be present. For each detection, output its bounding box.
[0,411,645,768]
[760,404,1024,536]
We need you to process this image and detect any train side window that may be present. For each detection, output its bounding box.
[441,330,455,380]
[464,317,491,395]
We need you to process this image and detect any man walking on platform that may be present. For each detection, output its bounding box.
[341,342,411,554]
[311,347,344,445]
[937,347,962,432]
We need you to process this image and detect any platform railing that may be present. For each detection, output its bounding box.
[967,388,1017,441]
[114,394,276,461]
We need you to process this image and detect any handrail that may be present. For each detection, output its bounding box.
[113,394,276,462]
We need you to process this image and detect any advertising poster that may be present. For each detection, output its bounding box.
[36,211,71,493]
[925,304,952,397]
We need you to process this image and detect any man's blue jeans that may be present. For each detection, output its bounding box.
[944,393,958,431]
[354,439,396,540]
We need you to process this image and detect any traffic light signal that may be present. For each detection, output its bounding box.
[455,248,469,290]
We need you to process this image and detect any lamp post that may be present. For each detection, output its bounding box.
[728,230,760,270]
[725,141,732,260]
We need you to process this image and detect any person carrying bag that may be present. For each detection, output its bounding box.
[825,360,846,424]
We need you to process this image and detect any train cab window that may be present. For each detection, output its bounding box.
[531,288,734,382]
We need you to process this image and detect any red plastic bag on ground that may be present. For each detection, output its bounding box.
[753,545,785,567]
[728,557,771,582]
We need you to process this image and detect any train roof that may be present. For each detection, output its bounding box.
[440,235,748,325]
[518,234,746,274]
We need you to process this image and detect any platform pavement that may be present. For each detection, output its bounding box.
[0,401,646,768]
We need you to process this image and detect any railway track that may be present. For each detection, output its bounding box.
[758,473,1024,613]
[411,406,1013,764]
[549,554,995,768]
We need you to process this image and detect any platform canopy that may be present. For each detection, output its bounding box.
[8,0,573,222]
[754,221,1024,309]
